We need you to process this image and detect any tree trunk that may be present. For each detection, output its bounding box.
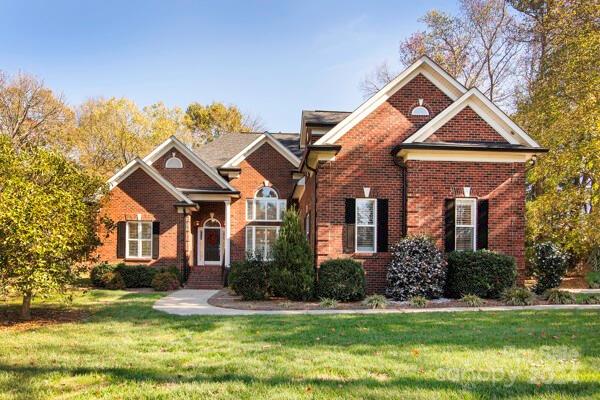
[21,293,32,320]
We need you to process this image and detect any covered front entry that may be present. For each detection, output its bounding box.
[197,218,222,265]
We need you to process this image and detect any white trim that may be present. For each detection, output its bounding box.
[403,89,541,147]
[224,200,231,268]
[200,218,222,265]
[355,198,377,253]
[455,198,477,251]
[125,221,153,259]
[245,225,280,260]
[315,56,467,145]
[222,133,301,168]
[398,149,533,163]
[143,136,236,191]
[107,158,193,204]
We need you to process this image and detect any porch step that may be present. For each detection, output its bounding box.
[185,266,224,290]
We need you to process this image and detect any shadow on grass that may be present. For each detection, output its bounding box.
[1,363,597,399]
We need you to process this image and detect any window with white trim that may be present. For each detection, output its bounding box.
[126,221,152,258]
[246,187,286,222]
[356,199,377,253]
[455,198,477,251]
[245,226,279,260]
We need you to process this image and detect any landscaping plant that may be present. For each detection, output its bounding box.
[501,287,535,306]
[362,294,388,309]
[316,259,366,301]
[543,289,576,305]
[271,207,314,301]
[90,262,115,288]
[446,250,516,299]
[319,298,339,309]
[409,295,428,308]
[386,235,447,301]
[101,271,126,290]
[228,254,270,300]
[585,271,600,289]
[114,264,157,288]
[529,242,569,294]
[151,271,180,291]
[461,294,484,307]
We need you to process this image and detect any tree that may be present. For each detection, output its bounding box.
[514,0,599,261]
[143,102,192,145]
[184,101,264,145]
[361,0,523,106]
[0,71,74,149]
[270,207,315,301]
[0,135,107,319]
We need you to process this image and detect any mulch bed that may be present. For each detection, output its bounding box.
[208,289,549,311]
[0,307,89,332]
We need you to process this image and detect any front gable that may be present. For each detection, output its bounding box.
[425,106,508,143]
[153,147,224,189]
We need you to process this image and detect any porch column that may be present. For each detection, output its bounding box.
[224,199,231,268]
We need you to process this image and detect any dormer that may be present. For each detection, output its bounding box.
[300,110,351,149]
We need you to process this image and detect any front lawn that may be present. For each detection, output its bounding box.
[1,291,599,399]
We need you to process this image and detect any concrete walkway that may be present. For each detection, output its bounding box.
[153,289,600,316]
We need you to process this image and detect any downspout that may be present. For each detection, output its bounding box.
[393,156,408,237]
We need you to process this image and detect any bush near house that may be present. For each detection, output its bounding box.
[446,250,516,299]
[90,262,115,288]
[316,259,366,302]
[229,255,270,300]
[270,207,315,301]
[386,235,447,301]
[91,263,182,288]
[585,271,600,289]
[151,271,180,291]
[529,242,569,294]
[101,271,126,290]
[501,287,535,306]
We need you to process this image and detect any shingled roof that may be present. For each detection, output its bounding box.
[195,132,301,168]
[301,110,351,126]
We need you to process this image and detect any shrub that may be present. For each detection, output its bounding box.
[363,294,388,309]
[316,259,366,302]
[461,294,484,307]
[501,287,534,306]
[446,250,516,299]
[114,264,157,288]
[385,235,447,301]
[530,242,569,294]
[409,295,427,308]
[319,298,338,309]
[588,246,600,272]
[586,271,600,289]
[270,207,315,301]
[102,271,125,290]
[229,255,270,300]
[579,294,600,304]
[90,262,115,287]
[543,289,575,304]
[157,266,182,283]
[151,272,180,291]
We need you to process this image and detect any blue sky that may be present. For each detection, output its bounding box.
[0,1,457,132]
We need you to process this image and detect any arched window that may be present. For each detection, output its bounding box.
[203,218,221,228]
[411,105,430,117]
[165,152,183,168]
[246,186,286,221]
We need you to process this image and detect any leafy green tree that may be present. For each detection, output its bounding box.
[0,136,107,319]
[270,207,315,301]
[185,101,263,144]
[515,0,599,261]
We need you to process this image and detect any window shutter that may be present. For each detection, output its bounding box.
[152,221,160,259]
[444,199,455,252]
[116,221,126,258]
[343,198,356,253]
[477,199,489,250]
[377,199,388,252]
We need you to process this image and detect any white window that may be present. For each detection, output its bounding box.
[455,198,477,251]
[126,221,152,258]
[356,199,377,253]
[165,152,183,168]
[411,105,430,116]
[246,187,286,222]
[245,226,279,260]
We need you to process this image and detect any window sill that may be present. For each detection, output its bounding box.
[124,258,153,262]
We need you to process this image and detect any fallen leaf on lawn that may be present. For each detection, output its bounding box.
[411,349,420,357]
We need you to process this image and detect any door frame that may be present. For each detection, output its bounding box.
[197,218,222,266]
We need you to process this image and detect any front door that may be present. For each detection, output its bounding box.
[203,227,221,265]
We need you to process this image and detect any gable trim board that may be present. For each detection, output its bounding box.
[394,142,548,162]
[403,89,541,147]
[221,133,301,168]
[143,136,236,191]
[314,56,467,146]
[107,158,194,204]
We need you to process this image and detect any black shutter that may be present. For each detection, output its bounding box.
[116,221,126,258]
[343,198,356,253]
[152,221,160,259]
[377,199,389,252]
[444,199,455,252]
[477,200,489,250]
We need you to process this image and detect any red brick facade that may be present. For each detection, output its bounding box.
[426,106,507,143]
[153,149,222,189]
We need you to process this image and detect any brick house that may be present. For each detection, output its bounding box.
[96,56,546,292]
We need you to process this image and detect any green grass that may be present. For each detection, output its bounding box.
[1,290,599,399]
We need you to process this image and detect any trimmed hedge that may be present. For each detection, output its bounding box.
[90,262,115,287]
[90,263,181,288]
[102,271,126,290]
[530,242,569,294]
[151,271,180,291]
[229,255,270,300]
[316,259,366,302]
[446,250,516,299]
